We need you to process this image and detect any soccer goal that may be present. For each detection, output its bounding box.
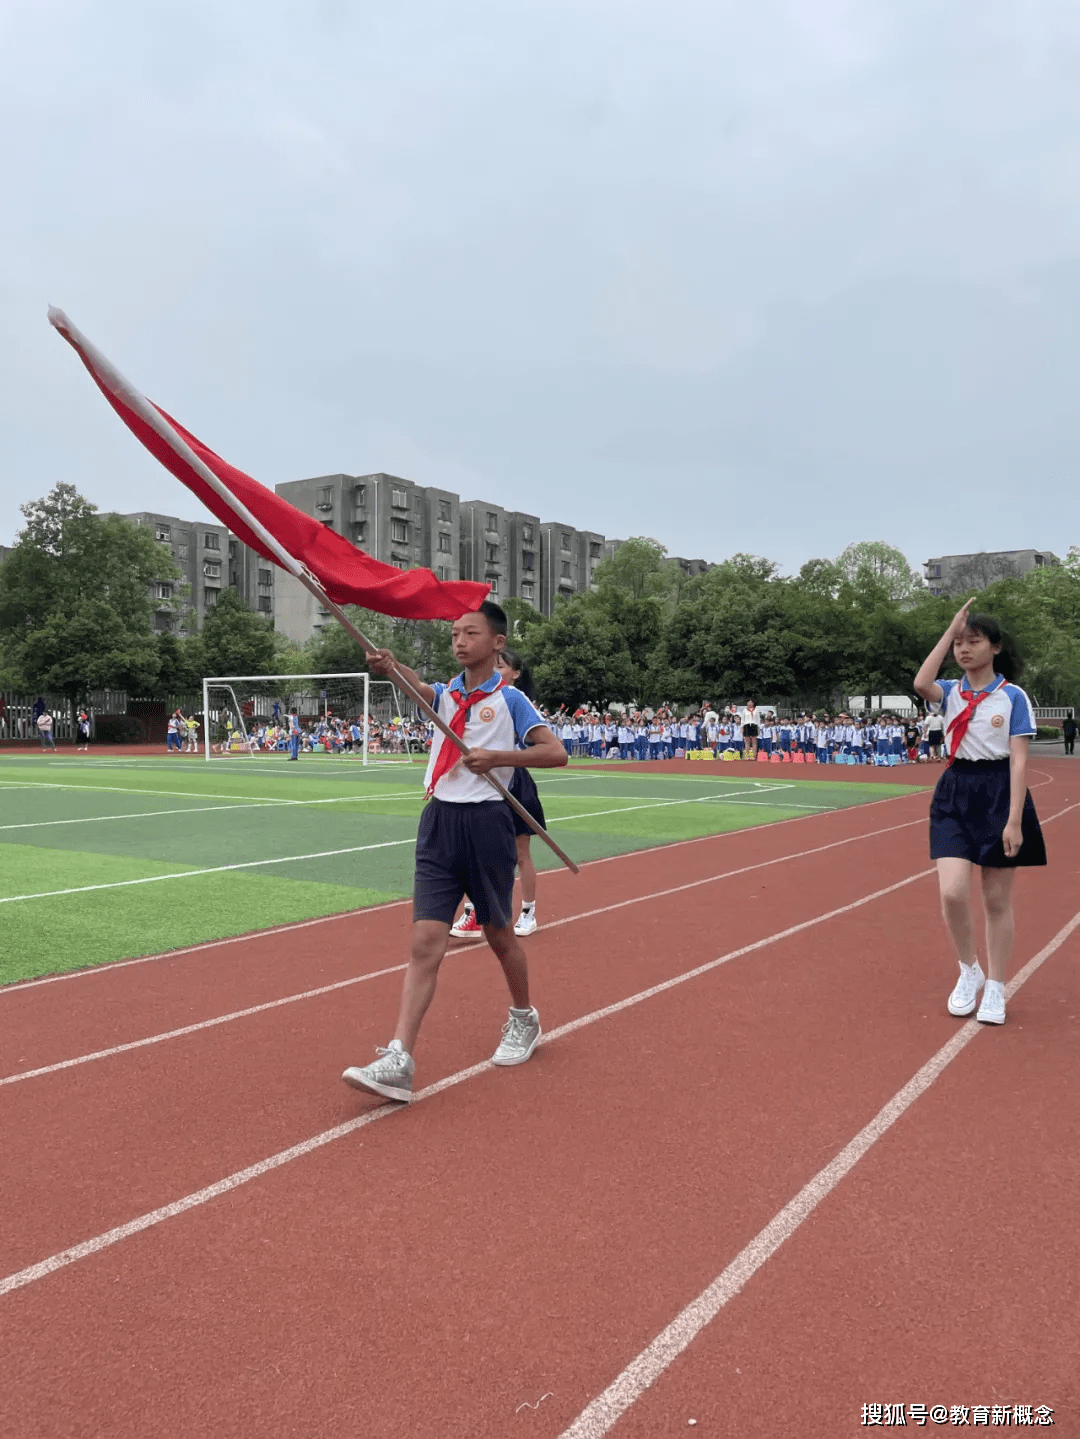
[201,672,426,763]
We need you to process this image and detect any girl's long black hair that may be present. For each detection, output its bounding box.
[500,644,534,699]
[962,612,1023,684]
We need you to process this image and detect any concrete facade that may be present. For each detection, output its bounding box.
[458,501,541,608]
[923,549,1060,597]
[539,523,605,616]
[273,472,610,636]
[121,511,269,634]
[273,472,462,641]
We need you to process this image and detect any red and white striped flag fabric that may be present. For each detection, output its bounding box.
[49,309,491,622]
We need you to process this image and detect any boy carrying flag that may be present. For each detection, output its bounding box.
[342,601,567,1102]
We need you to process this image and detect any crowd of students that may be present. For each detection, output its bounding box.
[201,710,428,757]
[540,702,948,765]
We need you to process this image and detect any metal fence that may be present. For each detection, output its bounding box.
[0,691,129,743]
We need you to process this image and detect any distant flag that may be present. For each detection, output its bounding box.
[48,308,490,622]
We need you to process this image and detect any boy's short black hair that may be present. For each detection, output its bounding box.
[478,600,509,638]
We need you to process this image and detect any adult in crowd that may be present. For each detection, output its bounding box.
[36,709,56,750]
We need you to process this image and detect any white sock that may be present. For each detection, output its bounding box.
[522,901,535,912]
[984,979,1004,994]
[463,901,474,914]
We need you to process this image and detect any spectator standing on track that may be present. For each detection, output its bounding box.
[36,709,56,751]
[742,700,759,761]
[914,600,1046,1027]
[342,602,567,1103]
[76,707,91,751]
[926,707,945,761]
[1063,714,1077,756]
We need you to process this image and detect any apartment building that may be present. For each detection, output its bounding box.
[923,549,1060,597]
[458,502,541,608]
[122,511,265,634]
[539,523,605,616]
[273,472,462,641]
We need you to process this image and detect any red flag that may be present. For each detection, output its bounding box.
[49,309,490,622]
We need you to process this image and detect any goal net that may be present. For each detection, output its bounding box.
[201,673,428,763]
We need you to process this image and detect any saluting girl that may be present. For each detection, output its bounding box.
[914,600,1046,1026]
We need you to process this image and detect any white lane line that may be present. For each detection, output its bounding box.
[556,908,1080,1439]
[0,792,423,833]
[1,796,933,991]
[0,866,940,1297]
[0,817,929,1084]
[0,961,412,1086]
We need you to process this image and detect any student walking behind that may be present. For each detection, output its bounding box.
[1063,714,1077,756]
[914,600,1045,1027]
[342,603,567,1101]
[450,645,546,940]
[76,708,91,751]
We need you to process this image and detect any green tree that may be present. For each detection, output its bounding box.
[199,588,278,679]
[837,541,921,605]
[0,484,166,713]
[153,630,205,695]
[593,537,678,603]
[529,592,635,709]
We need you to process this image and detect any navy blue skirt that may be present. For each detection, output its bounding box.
[509,766,546,838]
[929,758,1046,868]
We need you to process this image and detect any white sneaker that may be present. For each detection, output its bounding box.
[976,980,1006,1025]
[341,1039,414,1101]
[514,908,537,936]
[492,1007,541,1066]
[947,960,985,1017]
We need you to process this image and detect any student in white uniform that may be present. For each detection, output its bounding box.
[914,602,1045,1027]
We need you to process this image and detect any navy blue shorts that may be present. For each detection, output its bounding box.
[509,766,546,839]
[413,798,517,927]
[929,758,1047,868]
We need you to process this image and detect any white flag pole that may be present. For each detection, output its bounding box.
[49,308,578,874]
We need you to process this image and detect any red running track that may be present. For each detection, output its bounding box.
[1,762,1077,1438]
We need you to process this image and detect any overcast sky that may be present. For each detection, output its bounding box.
[3,0,1078,574]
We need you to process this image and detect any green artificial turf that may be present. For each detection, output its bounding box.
[0,753,922,983]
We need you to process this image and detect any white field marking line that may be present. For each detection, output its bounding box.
[0,866,942,1297]
[0,789,803,905]
[547,787,794,824]
[0,815,932,1084]
[0,838,420,905]
[0,792,423,833]
[0,778,420,807]
[1,791,936,991]
[557,908,1080,1439]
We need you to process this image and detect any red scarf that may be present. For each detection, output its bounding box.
[426,678,504,796]
[944,676,1006,766]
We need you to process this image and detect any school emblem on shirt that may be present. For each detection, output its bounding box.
[991,713,1005,727]
[478,705,496,723]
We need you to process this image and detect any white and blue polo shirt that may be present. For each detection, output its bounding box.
[938,675,1036,760]
[425,671,548,803]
